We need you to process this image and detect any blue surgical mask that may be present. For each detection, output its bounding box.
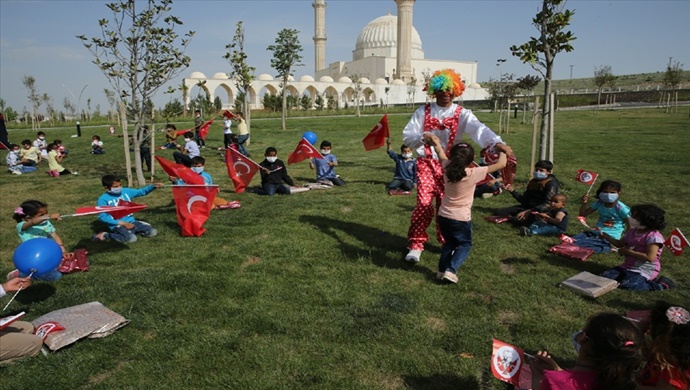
[533,171,547,180]
[191,166,204,173]
[109,187,123,195]
[599,193,619,203]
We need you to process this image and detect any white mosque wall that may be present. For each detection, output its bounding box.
[183,73,489,110]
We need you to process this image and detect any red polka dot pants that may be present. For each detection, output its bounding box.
[407,157,445,250]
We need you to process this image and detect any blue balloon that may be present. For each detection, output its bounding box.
[302,131,317,145]
[13,238,63,276]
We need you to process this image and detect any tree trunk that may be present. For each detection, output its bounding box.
[596,89,601,113]
[120,101,133,187]
[281,77,287,130]
[540,76,552,161]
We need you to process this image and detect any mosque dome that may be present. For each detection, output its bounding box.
[212,72,228,79]
[319,76,334,82]
[468,82,481,89]
[374,78,388,85]
[359,77,371,84]
[257,74,274,81]
[338,76,352,83]
[300,75,315,82]
[391,79,406,86]
[189,71,206,79]
[353,14,424,61]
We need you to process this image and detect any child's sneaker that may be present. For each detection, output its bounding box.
[519,226,533,236]
[442,271,459,284]
[6,269,20,280]
[91,232,107,242]
[11,169,22,175]
[481,192,493,199]
[405,249,422,263]
[655,276,676,290]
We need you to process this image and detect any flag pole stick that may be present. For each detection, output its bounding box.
[2,271,34,312]
[164,184,220,188]
[585,175,599,196]
[228,148,262,168]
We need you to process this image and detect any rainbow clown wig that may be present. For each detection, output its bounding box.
[425,69,465,98]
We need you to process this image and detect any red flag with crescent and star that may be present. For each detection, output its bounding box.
[198,119,215,141]
[171,185,218,237]
[362,114,390,151]
[66,200,147,219]
[224,147,260,194]
[223,110,236,119]
[665,228,689,256]
[155,156,204,185]
[576,169,598,185]
[288,138,324,165]
[490,339,527,387]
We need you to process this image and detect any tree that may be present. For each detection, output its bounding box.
[300,94,311,110]
[314,94,325,111]
[77,0,194,186]
[161,98,184,121]
[189,92,214,116]
[22,75,45,131]
[213,96,222,111]
[406,76,417,109]
[516,74,541,123]
[267,28,303,130]
[104,88,117,123]
[593,65,615,112]
[224,21,256,131]
[510,0,575,160]
[663,60,683,113]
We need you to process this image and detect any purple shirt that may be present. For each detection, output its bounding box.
[620,228,664,280]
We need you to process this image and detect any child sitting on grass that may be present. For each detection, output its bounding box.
[6,144,37,175]
[520,193,569,236]
[47,142,77,176]
[600,204,672,291]
[258,147,294,196]
[92,175,163,243]
[33,131,48,158]
[309,140,345,186]
[571,179,630,253]
[529,312,643,390]
[169,156,240,210]
[495,160,559,224]
[91,135,105,154]
[19,140,41,166]
[385,138,416,195]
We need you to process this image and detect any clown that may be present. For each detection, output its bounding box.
[402,69,513,263]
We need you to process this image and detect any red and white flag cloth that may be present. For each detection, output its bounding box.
[175,128,193,137]
[288,138,324,165]
[63,201,147,219]
[491,339,526,387]
[481,147,518,187]
[223,110,236,119]
[172,185,218,237]
[155,156,204,185]
[576,169,599,185]
[362,114,390,151]
[665,228,689,256]
[224,147,260,194]
[198,119,215,141]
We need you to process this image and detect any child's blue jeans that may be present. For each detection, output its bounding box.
[19,269,62,282]
[571,230,611,253]
[106,221,157,243]
[601,267,662,291]
[438,216,473,274]
[528,220,564,236]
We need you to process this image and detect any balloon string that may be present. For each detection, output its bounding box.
[2,271,34,312]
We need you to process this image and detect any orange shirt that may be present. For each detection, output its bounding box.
[438,165,488,222]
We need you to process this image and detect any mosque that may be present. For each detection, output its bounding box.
[183,0,489,110]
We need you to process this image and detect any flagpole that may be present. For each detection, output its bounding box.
[585,175,599,196]
[227,147,262,168]
[2,271,34,311]
[165,184,219,187]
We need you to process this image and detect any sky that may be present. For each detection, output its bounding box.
[1,0,688,115]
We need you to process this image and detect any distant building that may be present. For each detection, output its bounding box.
[184,0,488,110]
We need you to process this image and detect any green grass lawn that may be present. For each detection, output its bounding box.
[1,108,688,389]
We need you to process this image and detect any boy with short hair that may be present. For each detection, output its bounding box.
[19,140,41,166]
[495,160,559,223]
[309,140,345,186]
[386,138,416,195]
[91,135,105,154]
[258,147,294,196]
[193,109,205,148]
[92,175,163,243]
[173,131,200,167]
[169,156,239,210]
[520,193,569,236]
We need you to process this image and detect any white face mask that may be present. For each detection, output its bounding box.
[321,149,331,155]
[402,153,413,159]
[191,166,204,173]
[184,138,191,142]
[266,156,277,163]
[39,137,45,140]
[571,330,584,353]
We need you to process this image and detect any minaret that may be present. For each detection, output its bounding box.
[313,0,327,73]
[395,0,415,82]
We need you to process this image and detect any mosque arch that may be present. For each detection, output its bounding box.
[362,87,377,104]
[212,83,234,109]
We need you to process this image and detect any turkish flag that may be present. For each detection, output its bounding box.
[223,110,236,119]
[362,114,390,151]
[481,147,518,186]
[665,228,689,256]
[224,147,259,194]
[175,128,193,137]
[71,201,147,219]
[288,138,323,164]
[576,169,598,185]
[172,185,218,237]
[490,339,526,387]
[155,156,204,185]
[198,119,215,141]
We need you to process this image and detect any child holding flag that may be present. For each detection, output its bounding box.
[385,138,416,195]
[309,140,345,186]
[528,312,643,390]
[257,147,295,196]
[92,175,163,243]
[428,134,507,284]
[169,156,239,210]
[571,180,630,253]
[599,204,673,291]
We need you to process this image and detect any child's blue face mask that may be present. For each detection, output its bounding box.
[533,171,547,180]
[109,187,122,195]
[599,193,618,203]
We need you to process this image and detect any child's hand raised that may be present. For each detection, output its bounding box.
[581,194,590,204]
[49,213,62,222]
[153,182,164,188]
